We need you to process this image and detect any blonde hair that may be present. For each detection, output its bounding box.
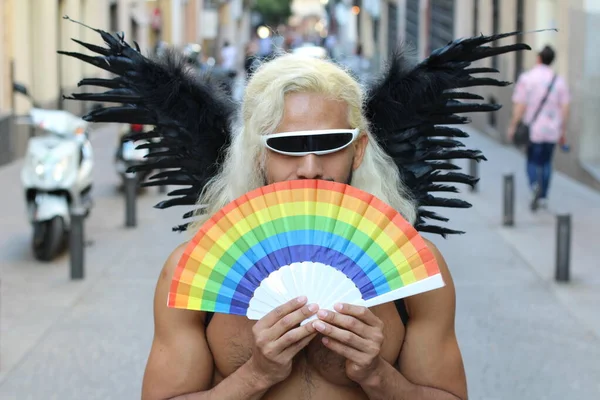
[189,54,416,232]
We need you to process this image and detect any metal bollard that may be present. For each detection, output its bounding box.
[555,214,572,282]
[503,174,515,227]
[469,159,479,193]
[69,206,86,280]
[158,169,167,194]
[125,173,137,228]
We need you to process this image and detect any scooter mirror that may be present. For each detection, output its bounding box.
[12,82,29,97]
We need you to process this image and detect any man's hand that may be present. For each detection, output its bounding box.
[507,124,516,141]
[508,102,527,142]
[559,133,567,146]
[312,303,385,384]
[248,296,319,387]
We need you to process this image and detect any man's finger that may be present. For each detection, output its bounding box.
[312,320,370,350]
[316,309,368,338]
[258,296,308,329]
[270,303,319,339]
[273,316,317,351]
[321,336,365,363]
[281,332,318,359]
[334,303,381,327]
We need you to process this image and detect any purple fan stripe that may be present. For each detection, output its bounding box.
[230,245,377,313]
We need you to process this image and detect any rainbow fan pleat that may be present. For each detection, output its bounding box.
[169,179,442,316]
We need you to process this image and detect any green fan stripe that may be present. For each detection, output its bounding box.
[200,215,414,308]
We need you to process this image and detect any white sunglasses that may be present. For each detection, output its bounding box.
[261,128,360,156]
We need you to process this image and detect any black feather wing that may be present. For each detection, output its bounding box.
[58,18,235,231]
[366,31,531,236]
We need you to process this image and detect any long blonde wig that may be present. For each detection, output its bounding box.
[190,54,417,232]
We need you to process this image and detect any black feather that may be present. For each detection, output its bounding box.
[68,88,143,103]
[417,225,464,237]
[155,197,198,209]
[59,18,235,231]
[172,222,192,232]
[421,196,472,208]
[419,210,450,222]
[443,91,484,100]
[365,31,532,235]
[70,38,112,56]
[464,67,499,74]
[60,19,536,236]
[77,78,124,89]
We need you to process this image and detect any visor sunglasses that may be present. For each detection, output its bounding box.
[261,128,360,156]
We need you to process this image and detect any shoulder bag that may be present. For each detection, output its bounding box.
[513,74,558,146]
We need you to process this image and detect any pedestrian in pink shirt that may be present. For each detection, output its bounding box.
[508,45,571,211]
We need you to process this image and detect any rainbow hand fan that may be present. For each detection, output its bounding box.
[168,179,444,322]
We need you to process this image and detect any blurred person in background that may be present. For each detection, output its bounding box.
[508,45,571,211]
[324,34,338,59]
[182,43,202,69]
[220,41,238,73]
[258,34,274,58]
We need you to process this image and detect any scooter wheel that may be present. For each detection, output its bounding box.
[32,216,66,262]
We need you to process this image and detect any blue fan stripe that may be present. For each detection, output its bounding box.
[213,230,391,313]
[227,245,378,312]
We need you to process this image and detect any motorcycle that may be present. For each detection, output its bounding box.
[115,123,153,190]
[14,83,94,261]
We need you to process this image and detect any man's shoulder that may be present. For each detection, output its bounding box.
[404,237,456,320]
[421,238,453,291]
[421,238,446,270]
[155,241,207,329]
[517,67,540,84]
[160,241,190,281]
[519,67,535,79]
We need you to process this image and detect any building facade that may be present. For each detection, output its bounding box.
[0,0,113,164]
[398,0,600,191]
[147,0,203,48]
[323,0,402,71]
[145,0,251,72]
[0,0,156,165]
[1,0,406,165]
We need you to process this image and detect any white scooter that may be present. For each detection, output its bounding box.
[14,83,94,261]
[115,123,151,190]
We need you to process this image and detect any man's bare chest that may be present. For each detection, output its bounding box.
[205,304,405,386]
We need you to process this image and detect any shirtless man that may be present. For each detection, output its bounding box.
[141,54,467,400]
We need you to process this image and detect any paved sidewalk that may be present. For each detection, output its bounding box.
[0,125,185,399]
[453,126,600,338]
[0,125,598,399]
[429,127,600,399]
